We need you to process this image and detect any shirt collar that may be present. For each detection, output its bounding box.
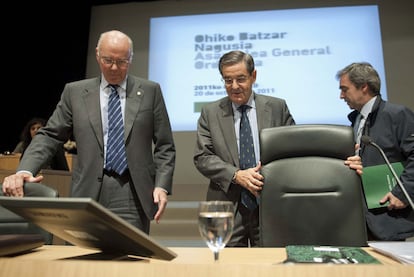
[232,93,256,112]
[360,96,377,118]
[100,75,128,91]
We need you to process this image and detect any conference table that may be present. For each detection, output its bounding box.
[0,246,413,276]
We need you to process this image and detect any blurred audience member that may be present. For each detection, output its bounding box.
[13,117,69,171]
[64,138,77,154]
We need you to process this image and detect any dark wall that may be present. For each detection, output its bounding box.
[0,1,156,153]
[1,3,91,153]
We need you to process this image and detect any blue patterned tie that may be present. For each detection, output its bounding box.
[105,85,128,175]
[239,105,258,210]
[354,113,366,155]
[354,114,365,144]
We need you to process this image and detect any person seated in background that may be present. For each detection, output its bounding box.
[13,117,69,171]
[63,136,77,154]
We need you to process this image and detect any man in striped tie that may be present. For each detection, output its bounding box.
[337,62,414,241]
[1,30,176,234]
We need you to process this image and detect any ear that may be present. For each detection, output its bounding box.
[361,83,371,95]
[251,69,257,82]
[95,48,100,62]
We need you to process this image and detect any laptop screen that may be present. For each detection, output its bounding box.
[0,196,177,261]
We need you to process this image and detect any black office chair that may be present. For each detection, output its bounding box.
[0,182,58,244]
[259,124,368,247]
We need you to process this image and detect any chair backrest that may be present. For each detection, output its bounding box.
[259,124,367,247]
[0,182,58,244]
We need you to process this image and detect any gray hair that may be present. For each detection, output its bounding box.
[96,30,134,60]
[336,62,380,95]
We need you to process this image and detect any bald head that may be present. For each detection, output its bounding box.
[95,30,134,85]
[96,30,133,60]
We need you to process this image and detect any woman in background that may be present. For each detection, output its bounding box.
[13,117,69,171]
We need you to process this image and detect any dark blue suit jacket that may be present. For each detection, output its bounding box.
[350,96,414,240]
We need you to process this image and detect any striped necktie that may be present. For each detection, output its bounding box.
[105,85,128,175]
[354,114,366,144]
[239,105,258,210]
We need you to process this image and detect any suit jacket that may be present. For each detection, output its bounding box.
[194,93,295,205]
[349,96,414,240]
[18,76,176,220]
[15,141,69,171]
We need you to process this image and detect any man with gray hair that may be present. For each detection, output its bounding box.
[337,62,414,241]
[2,30,176,234]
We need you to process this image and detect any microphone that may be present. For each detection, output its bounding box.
[361,135,414,210]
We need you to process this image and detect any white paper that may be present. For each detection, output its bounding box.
[368,241,414,264]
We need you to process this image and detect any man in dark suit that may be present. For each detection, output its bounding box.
[2,30,176,234]
[336,62,414,240]
[194,51,364,247]
[193,50,296,247]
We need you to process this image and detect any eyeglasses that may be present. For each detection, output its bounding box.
[100,56,130,68]
[222,76,249,86]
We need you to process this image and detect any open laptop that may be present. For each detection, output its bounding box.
[0,196,177,261]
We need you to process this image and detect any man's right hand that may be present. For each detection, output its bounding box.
[2,173,43,197]
[234,162,264,197]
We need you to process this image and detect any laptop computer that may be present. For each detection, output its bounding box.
[0,196,177,261]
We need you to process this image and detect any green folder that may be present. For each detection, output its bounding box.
[361,162,404,209]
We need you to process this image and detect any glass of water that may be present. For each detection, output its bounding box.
[198,201,234,261]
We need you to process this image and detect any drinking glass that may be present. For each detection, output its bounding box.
[198,201,234,261]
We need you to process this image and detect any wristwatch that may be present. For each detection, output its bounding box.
[232,170,239,184]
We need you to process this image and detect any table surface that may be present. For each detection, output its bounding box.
[1,246,413,277]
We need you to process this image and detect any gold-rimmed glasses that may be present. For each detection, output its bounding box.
[222,75,249,86]
[99,56,130,68]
